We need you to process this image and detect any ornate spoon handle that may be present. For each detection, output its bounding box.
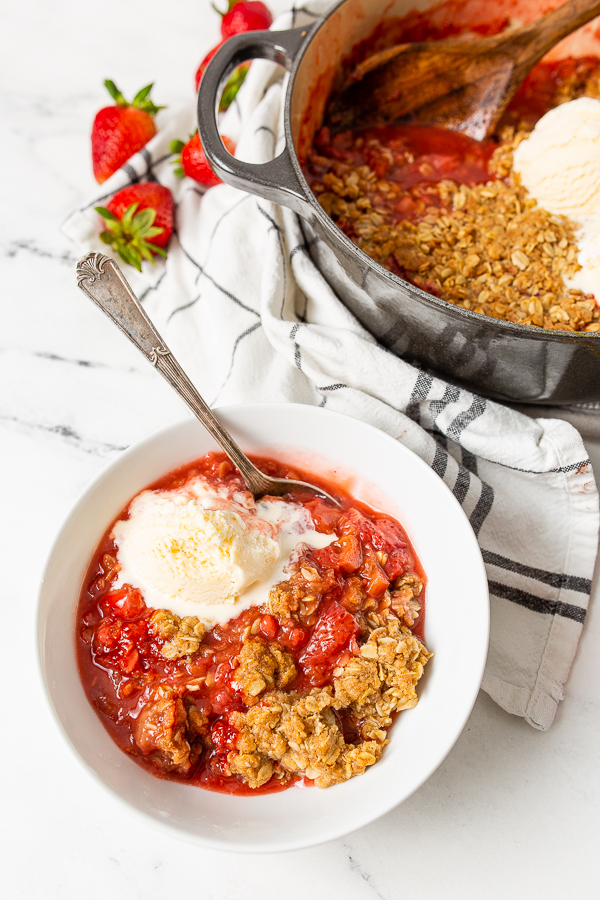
[76,252,276,496]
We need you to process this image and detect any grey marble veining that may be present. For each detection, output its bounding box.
[2,1,599,898]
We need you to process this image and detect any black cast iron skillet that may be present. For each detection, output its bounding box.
[197,0,600,404]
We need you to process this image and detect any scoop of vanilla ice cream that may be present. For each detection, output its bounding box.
[513,97,600,218]
[112,489,279,614]
[513,97,600,304]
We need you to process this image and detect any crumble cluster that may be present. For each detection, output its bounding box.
[228,614,431,789]
[150,609,206,660]
[232,637,297,705]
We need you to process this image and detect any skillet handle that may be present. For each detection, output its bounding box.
[197,26,313,216]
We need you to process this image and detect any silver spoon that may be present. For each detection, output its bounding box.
[76,252,340,506]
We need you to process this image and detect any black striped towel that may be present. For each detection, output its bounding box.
[63,2,599,730]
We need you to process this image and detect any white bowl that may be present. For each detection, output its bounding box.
[38,403,488,852]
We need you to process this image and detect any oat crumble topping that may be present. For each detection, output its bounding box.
[308,62,600,333]
[226,612,431,789]
[232,637,297,705]
[129,582,431,789]
[150,609,206,659]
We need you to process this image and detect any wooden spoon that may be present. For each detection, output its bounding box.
[328,0,600,140]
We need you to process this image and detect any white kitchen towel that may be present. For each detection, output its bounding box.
[63,1,599,730]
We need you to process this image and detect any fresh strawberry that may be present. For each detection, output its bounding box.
[195,41,225,92]
[103,183,173,248]
[92,81,164,184]
[95,183,174,271]
[195,42,249,112]
[218,1,273,38]
[171,132,235,187]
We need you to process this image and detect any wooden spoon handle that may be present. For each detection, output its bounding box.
[505,0,600,68]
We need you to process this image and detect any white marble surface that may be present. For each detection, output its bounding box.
[2,1,600,896]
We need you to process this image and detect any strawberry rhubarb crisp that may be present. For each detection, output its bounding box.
[76,453,431,794]
[306,0,600,332]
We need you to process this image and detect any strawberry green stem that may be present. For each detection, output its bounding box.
[103,80,165,116]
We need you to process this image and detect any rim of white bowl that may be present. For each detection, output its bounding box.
[37,402,489,852]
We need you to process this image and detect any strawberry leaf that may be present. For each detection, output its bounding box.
[121,202,139,228]
[133,84,154,104]
[170,139,185,154]
[95,205,119,222]
[219,64,249,111]
[143,226,165,240]
[132,208,157,232]
[104,79,128,107]
[121,244,143,271]
[131,82,165,116]
[103,80,164,115]
[140,244,155,263]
